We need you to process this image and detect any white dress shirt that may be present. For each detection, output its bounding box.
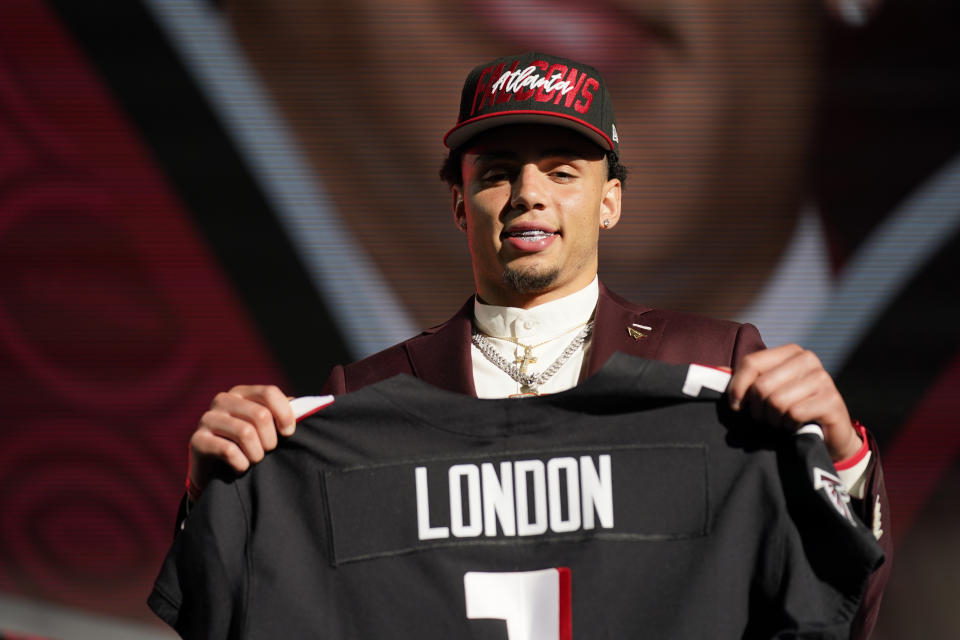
[472,277,599,398]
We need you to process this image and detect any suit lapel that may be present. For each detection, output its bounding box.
[587,283,663,375]
[405,297,478,396]
[405,285,661,394]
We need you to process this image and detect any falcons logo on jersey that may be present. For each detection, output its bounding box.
[813,467,856,525]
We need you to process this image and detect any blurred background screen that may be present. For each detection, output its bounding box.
[0,0,957,637]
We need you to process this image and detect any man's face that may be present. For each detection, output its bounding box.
[455,125,621,308]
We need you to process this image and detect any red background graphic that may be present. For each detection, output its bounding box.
[0,0,283,623]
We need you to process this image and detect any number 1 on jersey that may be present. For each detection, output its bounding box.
[464,568,572,640]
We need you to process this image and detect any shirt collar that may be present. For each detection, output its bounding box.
[473,277,599,340]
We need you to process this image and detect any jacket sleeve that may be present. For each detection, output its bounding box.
[731,322,766,366]
[321,364,347,395]
[848,429,892,640]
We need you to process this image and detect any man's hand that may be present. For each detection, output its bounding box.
[727,344,861,462]
[187,385,296,501]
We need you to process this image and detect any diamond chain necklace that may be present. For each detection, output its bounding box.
[471,322,594,394]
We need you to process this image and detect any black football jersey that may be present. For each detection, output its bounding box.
[149,354,883,639]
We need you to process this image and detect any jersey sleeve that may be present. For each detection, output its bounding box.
[728,322,890,638]
[769,430,886,637]
[149,480,251,639]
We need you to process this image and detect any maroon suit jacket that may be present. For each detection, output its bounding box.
[322,283,764,395]
[321,283,890,638]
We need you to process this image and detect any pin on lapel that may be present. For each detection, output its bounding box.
[627,323,652,340]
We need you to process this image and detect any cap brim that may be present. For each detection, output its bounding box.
[444,111,615,152]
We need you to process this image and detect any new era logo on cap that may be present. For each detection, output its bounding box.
[444,52,619,154]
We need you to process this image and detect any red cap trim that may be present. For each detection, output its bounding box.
[444,110,614,151]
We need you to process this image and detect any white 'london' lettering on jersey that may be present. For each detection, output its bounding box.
[416,455,614,540]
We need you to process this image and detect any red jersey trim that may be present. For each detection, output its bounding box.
[834,421,870,470]
[293,396,335,423]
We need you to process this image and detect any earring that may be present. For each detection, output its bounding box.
[603,219,611,229]
[458,219,467,231]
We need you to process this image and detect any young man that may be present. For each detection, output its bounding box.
[185,53,889,637]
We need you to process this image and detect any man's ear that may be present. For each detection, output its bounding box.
[599,179,622,230]
[452,186,466,231]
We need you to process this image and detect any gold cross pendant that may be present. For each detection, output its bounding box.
[514,346,538,376]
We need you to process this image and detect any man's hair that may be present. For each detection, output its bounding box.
[438,147,629,189]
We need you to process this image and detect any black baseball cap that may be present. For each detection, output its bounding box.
[444,52,620,154]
